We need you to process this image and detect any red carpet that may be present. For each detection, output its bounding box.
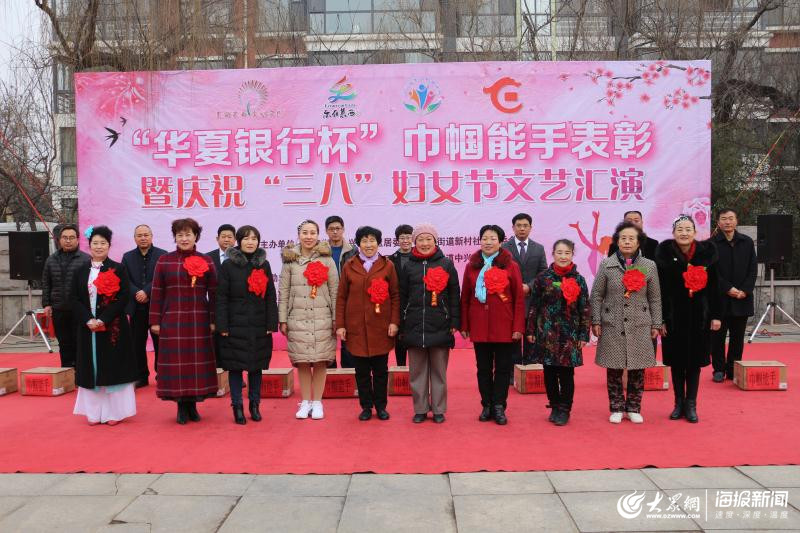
[0,344,798,474]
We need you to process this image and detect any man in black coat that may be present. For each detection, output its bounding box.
[206,224,237,272]
[501,213,547,368]
[41,224,90,367]
[121,224,167,387]
[607,210,659,260]
[388,224,414,366]
[710,208,757,382]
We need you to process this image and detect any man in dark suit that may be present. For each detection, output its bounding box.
[206,224,236,368]
[607,210,658,259]
[711,208,757,382]
[502,213,548,370]
[206,224,237,272]
[122,224,167,387]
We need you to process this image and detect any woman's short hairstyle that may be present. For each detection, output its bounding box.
[612,221,647,247]
[552,238,575,253]
[235,225,261,244]
[171,218,202,240]
[479,224,505,242]
[88,225,113,244]
[355,226,382,245]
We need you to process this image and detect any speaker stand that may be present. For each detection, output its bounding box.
[748,267,800,343]
[0,283,54,352]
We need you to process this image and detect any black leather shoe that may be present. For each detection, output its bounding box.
[187,402,201,422]
[376,409,390,421]
[233,405,246,425]
[712,371,724,383]
[493,405,507,425]
[553,408,570,426]
[547,405,557,423]
[412,413,426,423]
[670,400,684,420]
[249,401,262,422]
[433,414,445,424]
[479,405,493,422]
[359,408,372,421]
[684,399,699,423]
[176,402,188,425]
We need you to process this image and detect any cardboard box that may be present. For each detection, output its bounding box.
[261,368,294,398]
[323,368,358,398]
[0,368,18,396]
[514,364,545,394]
[388,366,411,395]
[216,368,229,397]
[20,367,75,396]
[734,361,788,391]
[623,364,669,391]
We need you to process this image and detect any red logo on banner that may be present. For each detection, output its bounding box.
[483,77,523,114]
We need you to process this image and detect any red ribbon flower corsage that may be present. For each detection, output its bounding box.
[559,277,581,306]
[683,264,708,297]
[183,255,209,287]
[367,278,389,314]
[247,268,268,298]
[423,266,449,307]
[304,261,329,298]
[93,268,120,298]
[484,267,509,302]
[622,267,647,298]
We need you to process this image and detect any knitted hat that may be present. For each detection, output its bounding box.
[412,223,439,243]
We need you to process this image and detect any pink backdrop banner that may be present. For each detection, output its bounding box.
[75,60,711,284]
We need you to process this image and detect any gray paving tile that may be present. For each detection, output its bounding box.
[454,494,577,533]
[44,474,161,496]
[781,488,800,511]
[643,467,761,490]
[113,495,237,533]
[0,495,135,533]
[218,494,344,533]
[340,474,454,533]
[560,490,701,532]
[0,474,68,496]
[95,525,151,533]
[246,474,350,496]
[149,474,253,496]
[547,470,658,493]
[346,473,451,497]
[737,466,800,488]
[0,497,27,521]
[449,472,553,495]
[663,488,800,531]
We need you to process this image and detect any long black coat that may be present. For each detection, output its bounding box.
[72,259,138,389]
[216,247,279,372]
[711,231,757,317]
[655,240,722,369]
[398,247,461,349]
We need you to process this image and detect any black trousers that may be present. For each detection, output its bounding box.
[52,309,77,367]
[353,354,389,410]
[511,336,534,366]
[711,316,748,377]
[130,306,159,380]
[394,338,408,366]
[671,366,701,402]
[474,342,513,407]
[544,365,575,411]
[229,371,263,406]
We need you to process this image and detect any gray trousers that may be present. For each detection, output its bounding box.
[408,346,449,415]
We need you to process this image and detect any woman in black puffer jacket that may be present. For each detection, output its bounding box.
[216,225,279,425]
[398,223,460,424]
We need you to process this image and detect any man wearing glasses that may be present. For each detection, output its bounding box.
[41,224,90,367]
[389,224,414,366]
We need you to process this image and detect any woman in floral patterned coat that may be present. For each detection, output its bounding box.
[526,239,590,426]
[590,221,662,425]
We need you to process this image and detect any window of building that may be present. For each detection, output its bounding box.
[257,56,307,67]
[457,0,516,38]
[53,63,75,114]
[522,0,550,35]
[60,127,77,187]
[309,0,435,35]
[177,57,235,69]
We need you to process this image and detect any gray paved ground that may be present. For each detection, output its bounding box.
[0,467,798,532]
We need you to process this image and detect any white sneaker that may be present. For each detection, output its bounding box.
[311,401,324,420]
[626,412,644,424]
[609,412,624,424]
[295,400,312,419]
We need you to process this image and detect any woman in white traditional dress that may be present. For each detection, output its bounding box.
[72,225,139,425]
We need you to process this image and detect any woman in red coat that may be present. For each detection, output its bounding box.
[149,218,218,424]
[460,225,525,425]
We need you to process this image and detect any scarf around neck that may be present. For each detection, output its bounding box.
[475,251,499,304]
[553,262,574,277]
[359,250,380,272]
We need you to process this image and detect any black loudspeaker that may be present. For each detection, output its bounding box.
[8,232,51,281]
[756,215,793,264]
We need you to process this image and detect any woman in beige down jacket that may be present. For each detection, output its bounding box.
[279,220,338,420]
